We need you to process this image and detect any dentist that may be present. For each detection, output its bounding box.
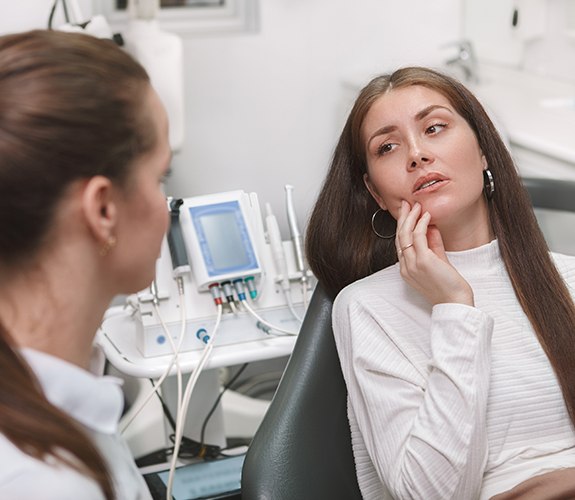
[0,30,171,499]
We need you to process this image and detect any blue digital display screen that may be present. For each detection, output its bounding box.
[150,454,245,500]
[189,201,259,277]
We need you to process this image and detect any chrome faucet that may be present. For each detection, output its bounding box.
[444,40,479,84]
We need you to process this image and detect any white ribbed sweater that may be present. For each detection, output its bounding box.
[333,240,575,500]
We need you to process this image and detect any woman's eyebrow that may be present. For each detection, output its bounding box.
[367,124,397,148]
[415,104,453,121]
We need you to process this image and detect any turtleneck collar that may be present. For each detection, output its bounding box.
[445,239,503,276]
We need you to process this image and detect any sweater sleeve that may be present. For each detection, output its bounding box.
[333,291,494,499]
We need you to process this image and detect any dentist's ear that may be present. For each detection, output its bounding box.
[81,175,118,245]
[363,173,388,211]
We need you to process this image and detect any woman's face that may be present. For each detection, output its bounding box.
[112,86,172,293]
[362,85,490,239]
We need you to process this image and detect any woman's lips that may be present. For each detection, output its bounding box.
[413,174,449,194]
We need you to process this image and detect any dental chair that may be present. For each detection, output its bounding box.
[522,177,575,213]
[523,176,575,255]
[241,283,362,500]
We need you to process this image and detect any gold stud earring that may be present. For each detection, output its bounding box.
[99,235,117,257]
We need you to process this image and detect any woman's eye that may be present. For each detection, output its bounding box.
[426,123,447,135]
[376,143,395,156]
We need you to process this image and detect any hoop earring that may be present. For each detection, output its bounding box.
[371,209,396,239]
[483,168,495,200]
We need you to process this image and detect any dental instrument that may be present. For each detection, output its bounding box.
[285,185,309,306]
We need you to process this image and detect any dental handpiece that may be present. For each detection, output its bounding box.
[167,198,190,278]
[284,185,307,283]
[265,203,290,290]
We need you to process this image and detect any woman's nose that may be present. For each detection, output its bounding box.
[409,156,431,169]
[407,139,434,170]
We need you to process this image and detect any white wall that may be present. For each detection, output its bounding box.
[0,0,462,234]
[522,0,575,81]
[0,1,46,32]
[464,0,575,82]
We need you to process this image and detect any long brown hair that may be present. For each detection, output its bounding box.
[306,66,575,426]
[0,30,155,499]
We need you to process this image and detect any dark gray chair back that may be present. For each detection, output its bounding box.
[523,176,575,255]
[241,284,362,500]
[522,177,575,212]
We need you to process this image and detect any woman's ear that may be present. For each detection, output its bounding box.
[363,173,387,210]
[481,153,488,171]
[81,176,118,244]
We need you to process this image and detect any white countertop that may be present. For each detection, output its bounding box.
[471,64,575,166]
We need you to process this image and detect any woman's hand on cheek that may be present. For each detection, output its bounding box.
[396,201,474,306]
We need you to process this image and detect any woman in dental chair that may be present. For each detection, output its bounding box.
[305,67,575,499]
[0,30,172,499]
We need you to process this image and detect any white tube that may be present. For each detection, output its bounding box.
[166,304,223,500]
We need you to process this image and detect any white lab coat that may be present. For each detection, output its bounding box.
[0,349,153,500]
